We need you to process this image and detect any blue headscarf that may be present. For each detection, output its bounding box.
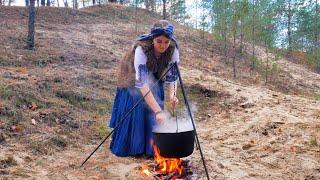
[137,22,178,48]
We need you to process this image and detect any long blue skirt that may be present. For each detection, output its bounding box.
[109,82,164,157]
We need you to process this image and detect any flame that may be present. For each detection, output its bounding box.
[153,145,183,174]
[142,169,152,176]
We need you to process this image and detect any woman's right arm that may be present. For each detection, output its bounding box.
[139,85,162,114]
[134,46,165,123]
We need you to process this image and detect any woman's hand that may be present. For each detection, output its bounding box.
[155,111,166,124]
[170,96,179,109]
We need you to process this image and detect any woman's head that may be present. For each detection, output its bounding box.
[151,20,172,54]
[153,35,170,55]
[137,20,178,51]
[150,20,173,39]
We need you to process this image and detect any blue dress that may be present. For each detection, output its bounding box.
[109,78,164,157]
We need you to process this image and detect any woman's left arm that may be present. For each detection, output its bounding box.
[168,81,176,98]
[168,81,178,109]
[166,47,180,109]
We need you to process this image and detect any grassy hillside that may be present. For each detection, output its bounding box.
[0,4,319,179]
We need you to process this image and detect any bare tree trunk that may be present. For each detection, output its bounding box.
[265,41,269,84]
[200,2,205,56]
[145,0,150,10]
[93,0,95,5]
[57,0,59,7]
[233,32,237,78]
[82,0,84,7]
[46,0,50,6]
[162,0,167,19]
[287,0,292,53]
[64,0,68,7]
[316,0,319,45]
[27,0,36,50]
[240,19,243,54]
[37,0,39,7]
[315,0,319,72]
[8,0,11,6]
[316,0,318,48]
[224,32,227,64]
[71,0,76,8]
[135,0,138,34]
[251,0,256,70]
[195,0,198,29]
[0,0,2,6]
[151,0,155,12]
[223,0,228,64]
[155,0,158,13]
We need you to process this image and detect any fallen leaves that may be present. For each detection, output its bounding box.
[15,67,28,74]
[29,102,38,111]
[242,140,257,150]
[0,156,17,168]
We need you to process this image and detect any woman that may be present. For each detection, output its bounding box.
[109,20,180,157]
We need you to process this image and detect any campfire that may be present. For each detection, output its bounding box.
[142,145,195,179]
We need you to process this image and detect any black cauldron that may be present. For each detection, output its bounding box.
[153,130,195,158]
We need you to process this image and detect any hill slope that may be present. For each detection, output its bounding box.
[0,5,319,179]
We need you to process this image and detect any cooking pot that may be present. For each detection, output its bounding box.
[153,130,195,158]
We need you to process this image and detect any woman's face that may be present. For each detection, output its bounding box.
[153,35,171,55]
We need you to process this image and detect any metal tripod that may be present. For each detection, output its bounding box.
[80,63,210,179]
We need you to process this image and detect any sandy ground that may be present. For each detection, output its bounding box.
[182,66,320,179]
[1,65,319,179]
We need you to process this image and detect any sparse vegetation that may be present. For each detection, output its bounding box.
[0,83,12,100]
[0,156,17,168]
[315,95,320,101]
[97,123,111,139]
[28,136,68,155]
[310,135,318,147]
[13,90,48,109]
[0,104,23,126]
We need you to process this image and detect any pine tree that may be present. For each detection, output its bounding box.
[316,0,319,72]
[169,0,188,23]
[162,0,167,19]
[211,0,231,64]
[276,0,300,53]
[251,0,256,69]
[27,0,36,50]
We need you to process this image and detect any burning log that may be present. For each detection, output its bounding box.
[142,145,196,179]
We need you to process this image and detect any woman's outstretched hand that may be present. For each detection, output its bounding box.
[155,111,166,124]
